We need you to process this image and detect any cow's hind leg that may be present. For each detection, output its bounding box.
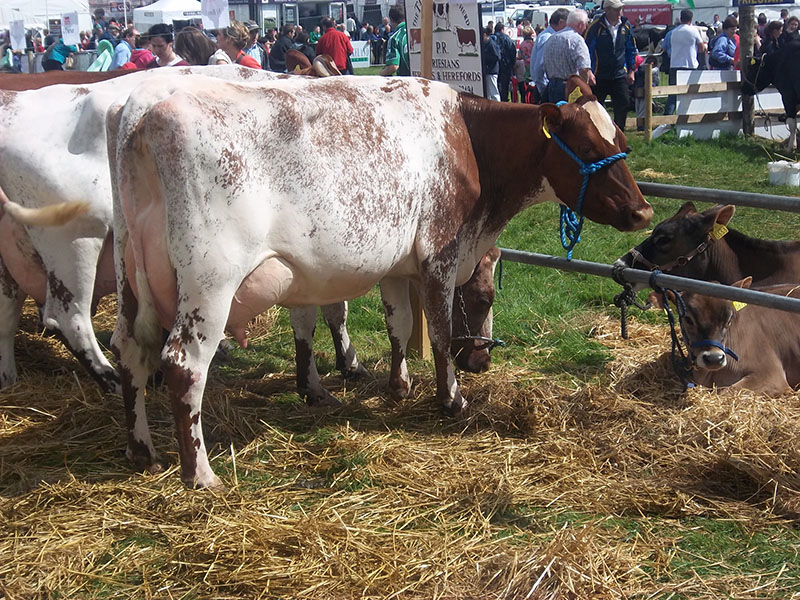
[33,232,120,394]
[0,257,24,388]
[290,306,342,407]
[379,277,413,399]
[111,265,163,473]
[163,295,234,489]
[786,117,798,152]
[321,302,368,379]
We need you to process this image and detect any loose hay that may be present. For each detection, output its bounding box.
[1,301,799,598]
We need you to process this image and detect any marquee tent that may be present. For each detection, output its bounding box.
[132,0,201,31]
[0,0,89,29]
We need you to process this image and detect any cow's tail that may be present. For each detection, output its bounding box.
[0,183,89,226]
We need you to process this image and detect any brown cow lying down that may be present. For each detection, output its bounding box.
[650,278,800,396]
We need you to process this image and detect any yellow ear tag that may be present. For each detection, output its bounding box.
[293,65,303,74]
[542,118,551,139]
[711,222,728,240]
[568,86,583,104]
[733,301,747,311]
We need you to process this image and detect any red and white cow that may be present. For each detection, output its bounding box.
[108,74,652,487]
[0,66,278,391]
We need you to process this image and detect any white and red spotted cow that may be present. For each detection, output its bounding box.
[108,74,652,487]
[0,66,281,392]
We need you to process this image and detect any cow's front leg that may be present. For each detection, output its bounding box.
[786,117,798,152]
[419,262,464,415]
[379,277,413,399]
[321,302,368,379]
[0,257,24,388]
[290,306,341,407]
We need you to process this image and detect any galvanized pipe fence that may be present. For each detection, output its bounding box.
[499,182,800,313]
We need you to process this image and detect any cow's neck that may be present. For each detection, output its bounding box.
[459,96,551,235]
[710,228,800,285]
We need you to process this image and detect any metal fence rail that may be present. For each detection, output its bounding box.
[636,181,800,213]
[499,249,800,314]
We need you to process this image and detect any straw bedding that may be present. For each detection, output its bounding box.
[1,298,799,599]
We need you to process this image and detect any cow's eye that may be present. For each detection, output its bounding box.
[653,234,671,247]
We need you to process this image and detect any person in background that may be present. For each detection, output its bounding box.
[217,21,263,68]
[663,9,705,115]
[269,23,295,72]
[711,13,722,35]
[380,5,408,76]
[493,22,516,101]
[100,22,120,48]
[530,8,569,104]
[779,15,799,45]
[94,8,108,31]
[358,21,368,40]
[517,25,535,100]
[244,21,268,69]
[110,27,140,70]
[709,15,737,69]
[174,26,218,65]
[144,23,188,67]
[759,20,783,57]
[367,25,381,63]
[482,26,501,101]
[42,37,78,71]
[43,29,56,46]
[346,14,357,39]
[317,16,354,74]
[585,0,637,131]
[542,9,594,103]
[309,25,322,46]
[293,31,316,64]
[757,13,768,39]
[380,22,392,63]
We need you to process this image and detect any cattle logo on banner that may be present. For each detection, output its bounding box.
[61,12,82,47]
[404,0,483,96]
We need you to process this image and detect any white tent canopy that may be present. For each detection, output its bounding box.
[133,0,202,32]
[0,0,89,30]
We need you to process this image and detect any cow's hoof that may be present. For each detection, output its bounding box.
[127,445,160,473]
[304,389,343,409]
[342,363,369,380]
[442,391,468,417]
[387,377,412,401]
[185,473,226,490]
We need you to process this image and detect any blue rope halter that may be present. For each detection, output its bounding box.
[550,101,628,260]
[689,339,739,361]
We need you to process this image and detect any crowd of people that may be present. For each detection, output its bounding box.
[479,0,800,128]
[0,5,410,76]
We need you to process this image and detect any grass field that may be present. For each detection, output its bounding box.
[2,120,800,597]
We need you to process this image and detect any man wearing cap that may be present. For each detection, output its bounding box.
[100,22,120,47]
[110,27,139,70]
[244,20,268,69]
[584,0,636,130]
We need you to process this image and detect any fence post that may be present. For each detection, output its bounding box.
[408,0,434,359]
[644,62,653,142]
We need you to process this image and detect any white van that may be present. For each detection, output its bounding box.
[512,5,576,29]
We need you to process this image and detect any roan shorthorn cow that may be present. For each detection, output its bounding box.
[650,278,800,395]
[0,67,499,406]
[616,202,800,288]
[108,74,652,487]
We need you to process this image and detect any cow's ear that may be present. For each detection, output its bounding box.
[565,75,595,105]
[539,103,563,136]
[701,204,735,235]
[732,276,752,289]
[676,202,698,216]
[711,204,735,226]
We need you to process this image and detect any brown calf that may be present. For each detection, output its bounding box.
[617,203,800,287]
[651,278,800,395]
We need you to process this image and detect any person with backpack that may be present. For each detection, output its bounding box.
[482,25,501,100]
[381,6,408,76]
[493,22,517,101]
[709,16,737,69]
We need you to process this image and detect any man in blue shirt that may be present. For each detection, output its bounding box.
[530,8,569,103]
[110,27,139,70]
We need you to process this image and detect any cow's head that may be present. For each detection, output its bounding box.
[649,278,749,371]
[616,202,735,279]
[451,246,500,372]
[539,76,653,232]
[741,52,776,95]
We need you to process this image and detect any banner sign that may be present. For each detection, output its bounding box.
[351,40,371,68]
[61,12,81,47]
[202,0,230,29]
[405,0,484,96]
[624,4,672,26]
[732,0,793,5]
[10,20,26,51]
